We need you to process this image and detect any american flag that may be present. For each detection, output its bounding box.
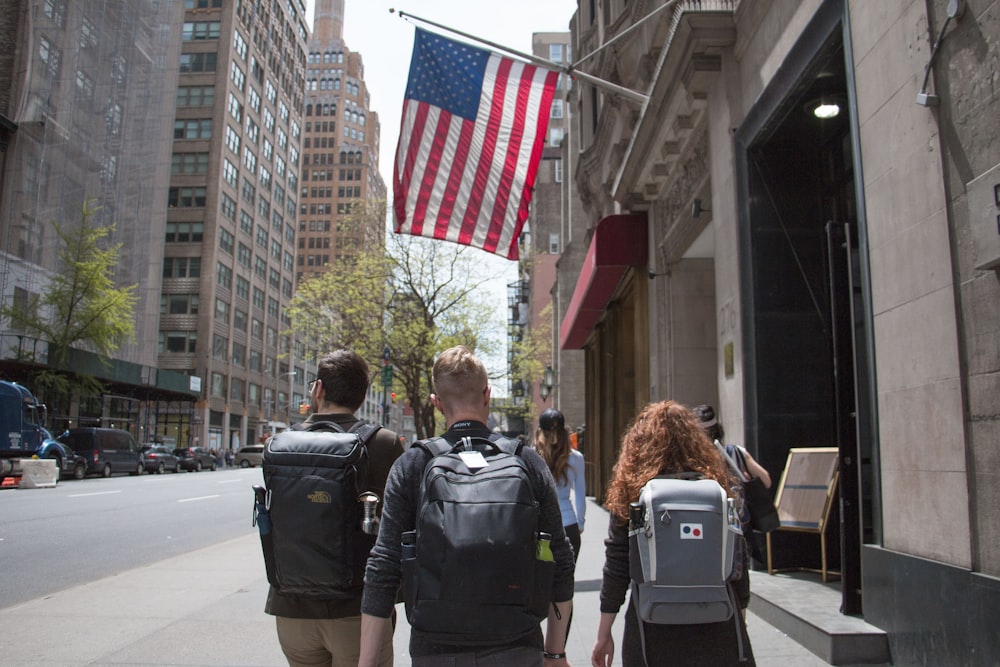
[393,29,559,260]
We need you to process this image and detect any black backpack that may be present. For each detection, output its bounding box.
[255,420,381,599]
[402,435,553,644]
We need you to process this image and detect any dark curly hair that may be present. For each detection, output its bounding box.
[604,401,737,520]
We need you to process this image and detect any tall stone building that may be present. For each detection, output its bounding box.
[162,0,310,450]
[299,0,384,283]
[0,0,194,436]
[559,0,1000,663]
[521,31,587,438]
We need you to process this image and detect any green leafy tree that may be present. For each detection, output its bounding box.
[286,201,504,439]
[1,199,138,399]
[507,300,554,425]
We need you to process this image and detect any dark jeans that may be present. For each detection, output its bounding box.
[564,522,581,562]
[412,646,543,666]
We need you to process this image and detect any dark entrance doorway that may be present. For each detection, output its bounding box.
[735,3,876,616]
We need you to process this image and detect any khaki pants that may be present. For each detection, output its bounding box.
[276,614,393,667]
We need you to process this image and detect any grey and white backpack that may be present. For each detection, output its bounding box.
[628,473,747,661]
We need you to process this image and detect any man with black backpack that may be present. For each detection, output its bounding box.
[358,345,575,667]
[261,349,404,667]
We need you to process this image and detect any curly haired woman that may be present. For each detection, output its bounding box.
[591,400,756,667]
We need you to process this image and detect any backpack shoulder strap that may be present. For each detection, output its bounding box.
[301,420,346,433]
[413,436,452,459]
[730,445,749,475]
[489,434,524,456]
[347,419,382,444]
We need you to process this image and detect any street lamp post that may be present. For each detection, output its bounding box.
[539,365,555,402]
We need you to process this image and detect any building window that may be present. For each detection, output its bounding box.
[160,294,200,315]
[549,127,564,146]
[165,222,204,243]
[554,158,563,183]
[225,124,241,154]
[231,377,244,401]
[551,99,563,119]
[233,30,248,60]
[234,308,248,333]
[179,52,217,73]
[168,187,207,207]
[252,287,265,310]
[75,70,94,99]
[237,243,251,268]
[163,257,201,278]
[216,262,232,289]
[230,61,245,91]
[227,93,243,123]
[549,43,563,62]
[211,372,226,398]
[161,331,198,353]
[177,85,215,107]
[219,226,235,253]
[38,37,62,78]
[215,297,230,323]
[173,152,210,174]
[248,86,261,113]
[222,158,238,187]
[174,119,212,139]
[182,21,220,41]
[235,274,250,300]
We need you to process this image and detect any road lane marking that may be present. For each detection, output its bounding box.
[67,491,122,498]
[178,494,221,503]
[218,479,244,484]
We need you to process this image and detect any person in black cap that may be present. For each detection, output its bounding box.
[692,403,771,616]
[535,408,586,562]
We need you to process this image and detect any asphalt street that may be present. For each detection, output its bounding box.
[0,483,831,666]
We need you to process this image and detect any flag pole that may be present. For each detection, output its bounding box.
[391,8,649,105]
[570,0,681,71]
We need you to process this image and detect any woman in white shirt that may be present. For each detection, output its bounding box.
[535,408,586,561]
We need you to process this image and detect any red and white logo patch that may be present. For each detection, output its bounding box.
[680,523,703,539]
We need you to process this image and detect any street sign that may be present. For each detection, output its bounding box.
[381,366,393,387]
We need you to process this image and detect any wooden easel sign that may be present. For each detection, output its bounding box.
[767,447,840,581]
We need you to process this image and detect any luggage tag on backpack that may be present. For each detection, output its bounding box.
[457,450,489,470]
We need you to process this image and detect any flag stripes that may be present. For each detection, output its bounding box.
[393,29,559,260]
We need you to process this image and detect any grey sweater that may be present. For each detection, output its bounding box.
[362,421,575,657]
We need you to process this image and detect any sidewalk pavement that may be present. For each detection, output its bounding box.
[0,498,831,666]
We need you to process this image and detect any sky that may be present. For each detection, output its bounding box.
[304,0,578,383]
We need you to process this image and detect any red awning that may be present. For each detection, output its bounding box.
[560,214,648,350]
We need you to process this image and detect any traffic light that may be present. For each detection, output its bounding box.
[299,402,310,415]
[390,391,396,400]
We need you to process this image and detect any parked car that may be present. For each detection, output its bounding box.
[38,440,87,481]
[58,427,143,478]
[140,445,181,474]
[234,444,264,468]
[173,447,217,472]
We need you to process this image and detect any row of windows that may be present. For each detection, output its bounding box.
[177,85,215,107]
[300,236,332,249]
[298,254,330,267]
[309,51,345,64]
[182,21,220,41]
[179,52,217,73]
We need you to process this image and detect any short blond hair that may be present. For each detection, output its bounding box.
[432,345,488,410]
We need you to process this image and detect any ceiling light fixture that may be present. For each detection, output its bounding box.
[807,97,841,119]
